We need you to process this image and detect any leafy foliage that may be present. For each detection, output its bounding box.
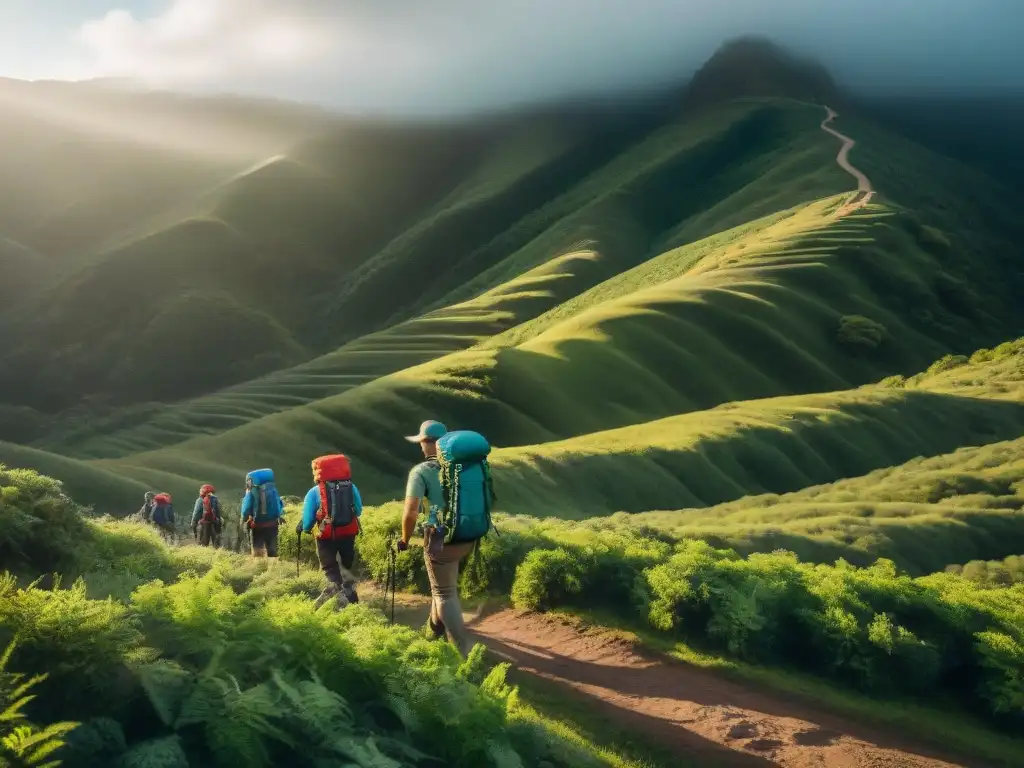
[0,515,607,768]
[836,314,886,350]
[356,508,1024,728]
[947,555,1024,588]
[0,642,78,768]
[0,466,89,576]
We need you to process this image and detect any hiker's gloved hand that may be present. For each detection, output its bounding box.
[396,539,409,552]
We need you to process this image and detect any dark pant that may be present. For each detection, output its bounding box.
[198,524,214,546]
[316,536,358,602]
[251,525,279,557]
[197,521,221,547]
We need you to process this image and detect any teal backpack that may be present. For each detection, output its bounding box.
[436,430,496,544]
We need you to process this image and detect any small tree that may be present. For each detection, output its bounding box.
[836,315,886,350]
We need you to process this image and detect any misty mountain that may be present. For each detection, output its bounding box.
[0,38,1021,423]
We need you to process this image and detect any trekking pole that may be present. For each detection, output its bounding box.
[389,538,397,625]
[296,530,302,578]
[383,533,394,624]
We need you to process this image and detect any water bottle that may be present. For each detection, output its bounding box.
[427,523,447,558]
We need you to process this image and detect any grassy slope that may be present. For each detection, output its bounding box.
[4,102,1023,540]
[41,102,1021,465]
[82,195,1019,506]
[41,99,845,453]
[0,99,675,410]
[0,79,326,268]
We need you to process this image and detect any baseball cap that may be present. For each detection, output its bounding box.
[404,419,447,443]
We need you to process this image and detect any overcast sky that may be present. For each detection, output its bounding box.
[2,0,1021,115]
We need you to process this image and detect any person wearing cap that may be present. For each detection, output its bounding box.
[399,419,475,656]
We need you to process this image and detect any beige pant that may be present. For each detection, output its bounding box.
[423,530,475,656]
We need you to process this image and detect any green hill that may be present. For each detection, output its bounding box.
[0,91,671,409]
[5,39,1024,765]
[2,39,1023,547]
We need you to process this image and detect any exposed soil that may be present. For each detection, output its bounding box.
[821,106,876,216]
[467,609,974,768]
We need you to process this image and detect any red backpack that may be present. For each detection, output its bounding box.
[311,455,359,539]
[200,484,218,523]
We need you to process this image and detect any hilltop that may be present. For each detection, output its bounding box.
[685,36,840,109]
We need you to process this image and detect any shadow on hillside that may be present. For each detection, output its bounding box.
[494,391,1024,519]
[470,628,987,768]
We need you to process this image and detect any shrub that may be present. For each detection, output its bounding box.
[0,575,149,722]
[0,566,605,768]
[879,374,906,388]
[0,465,90,576]
[836,314,886,350]
[643,551,1022,720]
[926,354,969,376]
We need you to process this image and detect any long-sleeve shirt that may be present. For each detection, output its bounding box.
[191,496,222,527]
[300,484,363,533]
[241,487,283,524]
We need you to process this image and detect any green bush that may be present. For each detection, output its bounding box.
[947,555,1024,588]
[836,314,887,350]
[926,354,969,376]
[0,465,90,576]
[355,506,1024,727]
[0,564,605,768]
[643,548,1022,723]
[0,574,149,722]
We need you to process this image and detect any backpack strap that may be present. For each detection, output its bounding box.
[317,481,329,525]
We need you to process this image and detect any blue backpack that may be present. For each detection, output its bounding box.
[247,468,282,526]
[151,493,174,526]
[436,431,495,544]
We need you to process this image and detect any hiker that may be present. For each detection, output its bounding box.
[241,468,284,559]
[298,454,363,608]
[139,491,156,523]
[191,484,223,547]
[150,493,176,542]
[398,420,495,656]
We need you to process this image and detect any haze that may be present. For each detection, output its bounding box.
[2,0,1022,116]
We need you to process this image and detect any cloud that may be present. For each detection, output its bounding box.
[74,0,1024,115]
[78,1,342,82]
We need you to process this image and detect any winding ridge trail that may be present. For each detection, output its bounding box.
[467,609,973,768]
[821,106,875,214]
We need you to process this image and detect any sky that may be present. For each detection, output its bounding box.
[1,0,1022,115]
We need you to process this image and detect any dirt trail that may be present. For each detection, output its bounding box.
[821,106,875,215]
[468,609,974,768]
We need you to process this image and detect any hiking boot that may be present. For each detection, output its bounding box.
[314,583,341,609]
[427,617,446,641]
[342,582,359,605]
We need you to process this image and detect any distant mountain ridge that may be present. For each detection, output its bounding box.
[0,38,1021,446]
